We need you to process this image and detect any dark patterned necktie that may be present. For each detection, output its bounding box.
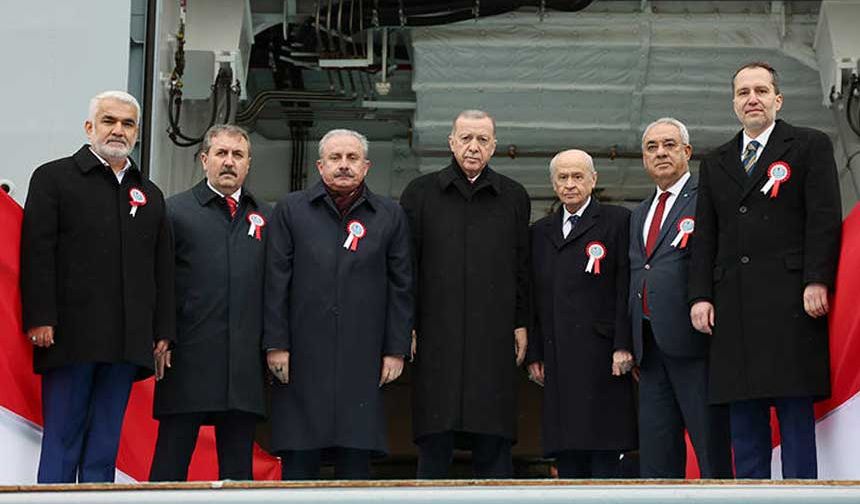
[742,140,761,175]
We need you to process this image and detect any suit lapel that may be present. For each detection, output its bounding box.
[741,120,793,200]
[565,199,598,245]
[714,131,748,190]
[543,208,566,250]
[649,176,697,257]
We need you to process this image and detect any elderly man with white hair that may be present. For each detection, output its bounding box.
[526,149,637,478]
[20,90,174,483]
[629,118,732,478]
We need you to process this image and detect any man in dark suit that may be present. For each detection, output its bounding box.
[630,117,732,478]
[150,125,267,481]
[400,110,530,479]
[20,90,174,483]
[527,149,637,478]
[689,62,842,478]
[264,129,412,479]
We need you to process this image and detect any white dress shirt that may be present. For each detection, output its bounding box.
[641,171,691,246]
[562,196,591,239]
[89,147,132,184]
[740,120,776,165]
[206,180,242,201]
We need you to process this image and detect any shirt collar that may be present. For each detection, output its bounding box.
[206,179,241,201]
[742,120,776,152]
[563,196,591,222]
[656,171,690,199]
[88,147,132,175]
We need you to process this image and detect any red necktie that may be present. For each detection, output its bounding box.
[226,196,238,219]
[643,191,670,315]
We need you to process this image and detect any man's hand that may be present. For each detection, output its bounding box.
[612,350,634,376]
[514,327,527,367]
[804,283,829,318]
[691,301,715,335]
[410,330,417,362]
[153,339,172,380]
[527,361,545,386]
[267,350,290,384]
[379,355,405,386]
[27,325,54,348]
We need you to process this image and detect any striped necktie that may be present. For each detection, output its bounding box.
[226,196,238,218]
[742,140,761,175]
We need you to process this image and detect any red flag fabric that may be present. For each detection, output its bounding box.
[0,189,279,482]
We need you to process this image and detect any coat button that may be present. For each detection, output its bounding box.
[739,205,748,214]
[740,256,750,264]
[644,264,651,270]
[332,306,340,315]
[637,292,642,299]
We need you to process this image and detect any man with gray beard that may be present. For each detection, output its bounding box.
[21,90,174,483]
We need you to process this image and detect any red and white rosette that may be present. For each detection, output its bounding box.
[670,217,695,249]
[128,187,147,217]
[342,220,366,251]
[247,212,265,240]
[760,161,791,199]
[584,241,606,275]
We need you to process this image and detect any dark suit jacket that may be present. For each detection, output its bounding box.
[20,145,174,377]
[264,181,413,454]
[688,120,841,404]
[528,198,637,454]
[154,180,269,419]
[629,175,708,362]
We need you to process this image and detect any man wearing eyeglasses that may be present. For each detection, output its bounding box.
[400,110,531,478]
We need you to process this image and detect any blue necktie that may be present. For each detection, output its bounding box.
[564,214,579,239]
[742,140,760,175]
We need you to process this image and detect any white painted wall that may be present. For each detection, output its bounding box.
[0,0,131,205]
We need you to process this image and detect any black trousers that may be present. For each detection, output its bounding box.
[149,411,257,481]
[556,450,621,479]
[416,431,513,479]
[280,448,371,480]
[638,321,733,478]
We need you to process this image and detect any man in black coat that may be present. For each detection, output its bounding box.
[630,118,732,478]
[400,110,531,479]
[526,149,636,478]
[150,125,267,481]
[264,129,413,480]
[20,90,174,483]
[689,62,842,478]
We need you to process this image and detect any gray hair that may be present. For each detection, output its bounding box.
[450,109,496,136]
[548,149,595,178]
[88,90,141,124]
[641,117,690,145]
[318,129,369,158]
[202,124,252,156]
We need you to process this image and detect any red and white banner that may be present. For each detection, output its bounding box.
[4,190,860,481]
[0,190,279,483]
[684,203,860,479]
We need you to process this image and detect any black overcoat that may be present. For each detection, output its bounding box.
[263,181,413,454]
[689,120,842,404]
[527,199,637,454]
[20,145,174,377]
[154,180,268,418]
[400,163,531,442]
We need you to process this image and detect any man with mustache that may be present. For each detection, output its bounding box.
[527,149,636,478]
[264,129,412,479]
[689,62,842,478]
[400,110,530,478]
[149,125,267,481]
[630,118,732,478]
[20,90,174,483]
